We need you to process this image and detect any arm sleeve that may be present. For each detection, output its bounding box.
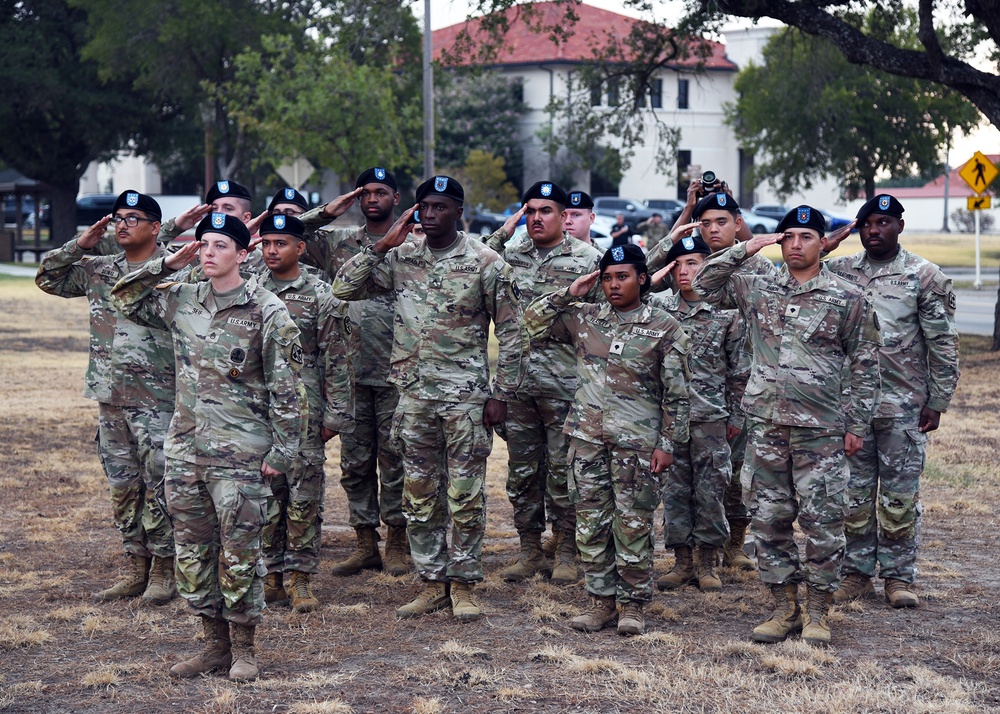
[481,227,511,254]
[317,292,356,434]
[918,271,960,413]
[523,286,576,344]
[658,325,691,453]
[724,312,749,429]
[483,258,528,401]
[35,239,92,297]
[690,242,756,312]
[843,297,884,437]
[331,246,394,300]
[262,310,304,474]
[109,256,174,331]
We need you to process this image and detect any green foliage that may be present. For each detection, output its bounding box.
[452,150,519,213]
[726,20,980,201]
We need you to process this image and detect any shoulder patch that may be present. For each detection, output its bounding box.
[290,344,304,365]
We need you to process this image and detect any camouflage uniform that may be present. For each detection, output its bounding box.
[333,233,528,583]
[647,292,746,549]
[693,242,882,592]
[636,218,669,247]
[36,239,175,560]
[300,208,406,530]
[525,288,690,603]
[113,260,303,625]
[827,248,959,584]
[259,269,356,575]
[483,229,602,538]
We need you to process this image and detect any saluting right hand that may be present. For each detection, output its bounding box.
[372,205,417,254]
[744,232,782,256]
[164,240,201,271]
[668,221,699,246]
[569,270,600,297]
[77,215,113,250]
[822,220,856,254]
[174,203,212,232]
[651,261,676,287]
[321,187,363,220]
[501,205,526,238]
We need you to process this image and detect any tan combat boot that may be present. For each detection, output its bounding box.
[264,572,286,604]
[94,554,151,602]
[569,595,618,632]
[141,555,176,605]
[617,602,645,636]
[383,525,411,577]
[550,528,578,585]
[655,546,695,590]
[801,586,833,647]
[500,531,551,582]
[286,571,320,613]
[450,581,482,622]
[696,545,722,592]
[169,616,232,678]
[541,531,558,558]
[330,526,383,576]
[884,578,919,608]
[229,623,259,680]
[832,572,875,604]
[752,584,802,643]
[396,580,450,618]
[722,522,756,571]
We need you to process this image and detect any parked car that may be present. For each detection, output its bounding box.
[819,209,853,232]
[3,194,48,226]
[750,203,791,223]
[592,196,657,233]
[740,209,779,234]
[76,194,118,227]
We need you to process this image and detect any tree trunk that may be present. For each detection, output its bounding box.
[48,184,80,246]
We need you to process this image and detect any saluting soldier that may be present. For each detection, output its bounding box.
[36,191,177,604]
[562,190,597,246]
[333,175,528,622]
[524,244,690,636]
[692,206,882,647]
[824,195,959,609]
[257,214,356,613]
[268,187,309,218]
[298,168,410,576]
[113,213,304,680]
[483,181,602,586]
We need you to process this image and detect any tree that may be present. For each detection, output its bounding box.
[0,0,156,240]
[449,150,519,232]
[727,22,979,201]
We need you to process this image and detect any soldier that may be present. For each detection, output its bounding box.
[333,175,528,622]
[257,215,356,612]
[36,191,177,604]
[158,179,254,243]
[637,213,668,246]
[112,213,303,680]
[692,205,881,647]
[297,167,409,576]
[647,234,746,593]
[483,181,602,585]
[824,195,959,609]
[268,187,309,218]
[562,190,597,246]
[610,213,630,247]
[524,244,690,636]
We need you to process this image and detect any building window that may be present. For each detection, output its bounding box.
[678,78,689,109]
[607,78,620,107]
[590,80,602,106]
[650,79,663,109]
[677,149,691,199]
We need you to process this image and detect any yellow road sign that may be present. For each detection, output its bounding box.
[968,195,992,210]
[959,151,998,193]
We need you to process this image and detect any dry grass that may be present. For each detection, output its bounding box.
[759,230,1000,268]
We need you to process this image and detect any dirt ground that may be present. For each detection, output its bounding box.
[1,275,999,714]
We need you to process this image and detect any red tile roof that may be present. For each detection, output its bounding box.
[885,154,1000,198]
[433,1,737,71]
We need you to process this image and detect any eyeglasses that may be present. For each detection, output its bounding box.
[111,215,157,227]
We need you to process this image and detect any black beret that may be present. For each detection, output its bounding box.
[776,205,826,236]
[566,190,594,210]
[692,192,740,219]
[521,181,568,206]
[355,167,398,191]
[196,212,251,250]
[600,243,647,271]
[112,190,161,221]
[856,194,904,223]
[268,187,308,213]
[259,214,304,238]
[664,233,711,265]
[205,180,252,204]
[415,175,464,204]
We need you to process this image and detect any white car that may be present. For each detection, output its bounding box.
[741,209,779,234]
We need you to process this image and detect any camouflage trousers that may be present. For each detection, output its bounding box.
[843,417,925,584]
[662,420,731,548]
[339,383,405,528]
[97,402,173,559]
[262,460,325,574]
[165,461,269,626]
[569,438,660,604]
[393,395,491,583]
[743,419,849,593]
[725,425,751,528]
[503,395,575,537]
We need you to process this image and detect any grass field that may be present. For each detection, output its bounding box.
[758,231,1000,267]
[1,276,999,713]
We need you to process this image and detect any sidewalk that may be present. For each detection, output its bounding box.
[0,263,37,277]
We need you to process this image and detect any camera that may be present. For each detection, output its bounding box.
[701,171,723,195]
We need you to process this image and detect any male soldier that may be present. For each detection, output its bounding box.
[268,187,309,218]
[113,213,303,680]
[257,214,356,612]
[333,175,528,622]
[158,179,254,243]
[524,244,690,636]
[637,213,668,246]
[610,213,630,247]
[562,190,597,246]
[824,195,959,608]
[297,167,409,576]
[483,181,602,585]
[693,205,882,647]
[648,233,745,593]
[36,190,177,605]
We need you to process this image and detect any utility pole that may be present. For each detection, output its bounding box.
[942,139,951,232]
[423,0,435,179]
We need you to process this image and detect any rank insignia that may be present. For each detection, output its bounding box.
[375,167,386,180]
[434,176,448,192]
[228,368,241,378]
[797,207,811,224]
[612,246,625,262]
[212,213,225,229]
[126,192,139,206]
[217,180,230,194]
[541,183,552,197]
[274,215,286,229]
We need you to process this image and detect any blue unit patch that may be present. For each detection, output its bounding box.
[375,167,386,180]
[217,180,230,194]
[274,215,286,229]
[541,183,552,197]
[126,192,139,206]
[434,176,448,192]
[612,246,625,262]
[212,213,225,229]
[797,207,811,224]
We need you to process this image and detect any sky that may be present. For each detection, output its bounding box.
[415,0,999,169]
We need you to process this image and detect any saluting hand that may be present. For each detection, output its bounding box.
[822,220,856,254]
[501,205,526,238]
[321,187,363,220]
[744,232,782,257]
[164,240,201,271]
[651,448,673,473]
[372,205,417,254]
[77,215,113,250]
[651,261,676,287]
[245,211,269,252]
[569,270,600,297]
[667,222,699,246]
[174,203,213,232]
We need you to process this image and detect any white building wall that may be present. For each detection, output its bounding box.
[78,155,162,198]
